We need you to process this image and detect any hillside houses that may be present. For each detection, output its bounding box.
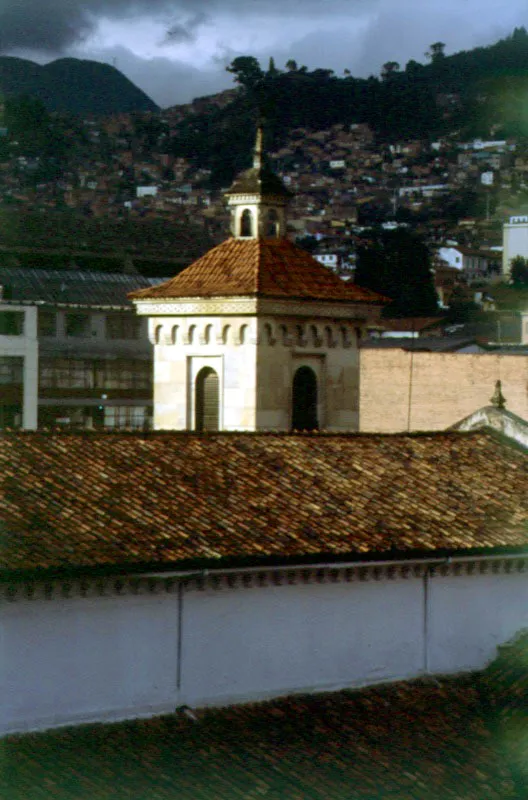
[2,105,528,268]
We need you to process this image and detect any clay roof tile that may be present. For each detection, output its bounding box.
[129,238,386,304]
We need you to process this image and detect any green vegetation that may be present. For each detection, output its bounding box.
[169,27,528,187]
[354,228,439,317]
[510,255,528,286]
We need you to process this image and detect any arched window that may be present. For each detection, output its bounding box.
[240,209,254,237]
[195,367,219,432]
[154,324,163,344]
[204,324,213,344]
[266,208,280,237]
[292,366,318,431]
[239,324,248,344]
[187,324,196,345]
[171,325,179,345]
[221,324,231,344]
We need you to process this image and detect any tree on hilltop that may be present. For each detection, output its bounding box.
[425,42,446,63]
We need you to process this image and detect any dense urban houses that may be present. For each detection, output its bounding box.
[0,132,527,737]
[0,267,165,430]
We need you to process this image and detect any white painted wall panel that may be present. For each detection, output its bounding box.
[0,592,179,734]
[427,571,528,674]
[180,578,424,707]
[2,566,528,735]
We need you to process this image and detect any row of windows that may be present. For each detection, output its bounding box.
[38,311,143,340]
[154,323,359,348]
[38,405,150,430]
[39,359,151,390]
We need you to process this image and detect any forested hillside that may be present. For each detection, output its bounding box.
[168,27,528,187]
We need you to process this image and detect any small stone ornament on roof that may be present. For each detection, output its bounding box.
[490,380,506,410]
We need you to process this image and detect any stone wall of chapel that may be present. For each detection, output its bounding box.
[150,316,258,431]
[359,350,528,432]
[256,318,360,431]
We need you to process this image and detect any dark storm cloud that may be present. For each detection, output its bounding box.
[0,0,370,54]
[0,0,174,53]
[164,12,209,45]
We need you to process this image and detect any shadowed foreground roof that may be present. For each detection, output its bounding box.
[129,238,386,303]
[2,662,525,799]
[0,430,526,574]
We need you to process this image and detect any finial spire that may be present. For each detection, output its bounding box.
[490,379,506,409]
[253,125,263,170]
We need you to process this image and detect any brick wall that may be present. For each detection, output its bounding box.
[360,350,528,432]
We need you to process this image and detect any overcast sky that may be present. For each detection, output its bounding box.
[1,0,527,108]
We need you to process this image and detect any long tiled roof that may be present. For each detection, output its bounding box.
[129,238,386,303]
[2,670,521,797]
[0,431,526,574]
[0,267,161,307]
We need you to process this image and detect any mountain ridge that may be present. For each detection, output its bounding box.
[0,56,159,116]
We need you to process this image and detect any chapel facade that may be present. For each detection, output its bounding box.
[131,130,386,432]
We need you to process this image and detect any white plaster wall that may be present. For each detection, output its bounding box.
[427,570,528,674]
[503,222,528,274]
[3,566,528,735]
[0,592,179,734]
[179,578,424,707]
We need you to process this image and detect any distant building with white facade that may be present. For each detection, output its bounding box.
[0,268,163,430]
[502,215,528,276]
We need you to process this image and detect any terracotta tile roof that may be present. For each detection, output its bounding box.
[129,238,387,303]
[0,431,526,575]
[2,674,519,798]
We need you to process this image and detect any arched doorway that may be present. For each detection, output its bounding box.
[195,367,219,432]
[292,366,318,430]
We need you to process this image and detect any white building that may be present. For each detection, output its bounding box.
[131,129,385,433]
[502,215,528,276]
[0,301,37,429]
[0,268,160,430]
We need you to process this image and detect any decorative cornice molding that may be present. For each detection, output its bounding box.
[135,298,371,320]
[136,298,258,316]
[3,558,526,601]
